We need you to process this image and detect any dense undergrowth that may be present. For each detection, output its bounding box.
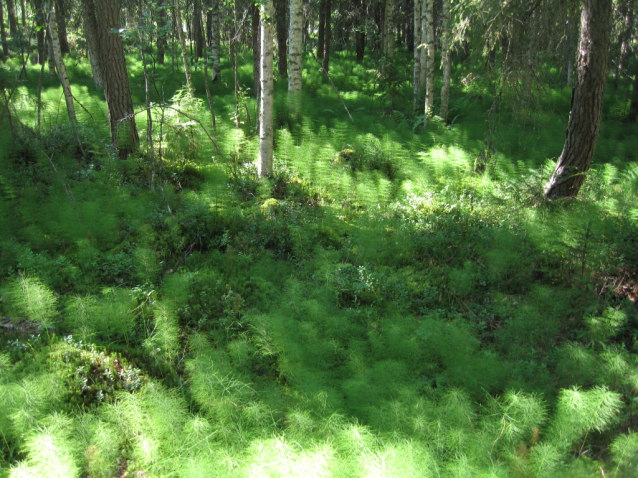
[1,49,638,477]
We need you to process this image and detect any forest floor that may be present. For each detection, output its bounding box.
[1,50,638,477]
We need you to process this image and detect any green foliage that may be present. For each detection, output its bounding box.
[1,276,58,329]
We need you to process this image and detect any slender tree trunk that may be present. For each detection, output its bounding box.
[322,0,331,73]
[252,3,260,97]
[383,0,394,62]
[412,0,422,110]
[33,0,47,64]
[174,1,194,92]
[317,0,326,61]
[418,0,427,90]
[209,0,221,81]
[275,0,288,78]
[6,0,17,37]
[83,2,103,87]
[20,0,25,26]
[82,0,139,158]
[0,1,9,60]
[288,0,303,117]
[545,0,612,199]
[615,0,633,85]
[157,2,168,64]
[258,0,275,178]
[192,0,203,60]
[423,0,434,117]
[439,0,451,121]
[54,0,69,54]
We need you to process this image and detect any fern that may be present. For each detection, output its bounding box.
[4,276,57,328]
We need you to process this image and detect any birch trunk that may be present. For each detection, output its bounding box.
[544,0,612,199]
[258,0,275,178]
[439,0,451,121]
[287,0,303,117]
[412,0,422,111]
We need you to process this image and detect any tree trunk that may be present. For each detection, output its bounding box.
[6,0,17,37]
[317,0,326,61]
[544,0,612,199]
[46,1,76,124]
[174,1,194,92]
[258,0,275,178]
[322,0,331,73]
[54,0,69,54]
[81,0,139,158]
[439,0,451,121]
[275,0,288,78]
[288,0,303,116]
[615,0,634,85]
[383,0,394,62]
[423,0,434,117]
[412,0,422,110]
[252,3,260,97]
[192,0,204,60]
[82,1,103,87]
[209,0,221,81]
[20,0,25,26]
[157,1,168,65]
[0,1,9,60]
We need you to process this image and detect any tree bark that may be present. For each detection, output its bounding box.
[6,0,17,37]
[174,1,194,92]
[156,1,168,65]
[209,0,221,81]
[439,0,451,121]
[423,0,434,117]
[252,3,260,97]
[544,0,612,199]
[81,0,139,158]
[317,0,326,61]
[0,1,9,59]
[46,1,76,125]
[322,0,331,73]
[258,0,275,178]
[274,0,288,78]
[54,0,69,54]
[192,0,204,60]
[82,1,103,87]
[412,0,422,110]
[383,0,394,62]
[288,0,303,116]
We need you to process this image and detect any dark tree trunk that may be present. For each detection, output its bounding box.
[317,0,326,61]
[156,1,168,65]
[82,0,138,158]
[322,0,331,72]
[32,0,46,64]
[20,0,25,26]
[544,0,612,199]
[274,0,287,78]
[252,3,260,97]
[0,1,9,59]
[6,0,17,37]
[55,0,69,54]
[353,0,365,62]
[629,66,638,122]
[192,0,204,60]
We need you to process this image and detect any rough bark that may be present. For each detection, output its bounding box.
[82,0,138,158]
[439,0,451,121]
[288,0,303,116]
[544,0,612,199]
[317,0,326,61]
[423,0,434,117]
[258,0,275,178]
[275,0,288,78]
[174,1,194,92]
[0,1,9,59]
[54,0,69,54]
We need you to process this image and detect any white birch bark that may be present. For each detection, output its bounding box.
[418,0,427,90]
[174,1,194,93]
[439,0,451,121]
[258,0,275,178]
[287,0,303,116]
